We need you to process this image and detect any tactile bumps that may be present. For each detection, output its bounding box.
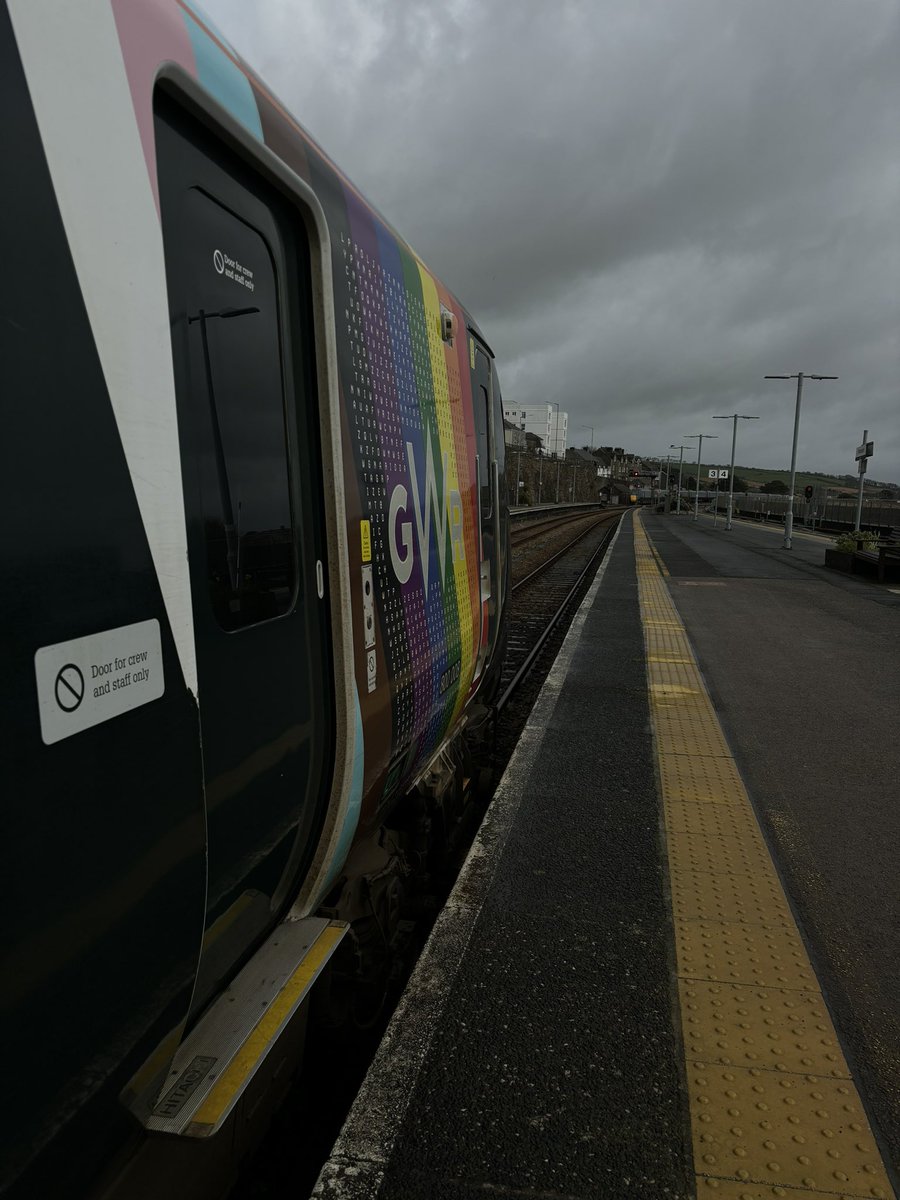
[670,866,791,927]
[633,513,894,1200]
[681,983,850,1077]
[689,1064,892,1197]
[676,920,817,990]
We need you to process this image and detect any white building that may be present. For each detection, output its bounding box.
[502,403,568,458]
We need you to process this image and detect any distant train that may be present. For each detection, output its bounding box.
[1,2,509,1195]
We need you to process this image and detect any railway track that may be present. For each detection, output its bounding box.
[499,510,622,716]
[510,509,608,548]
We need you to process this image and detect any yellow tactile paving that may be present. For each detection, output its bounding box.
[665,800,768,842]
[654,717,734,761]
[680,983,851,1077]
[676,920,817,991]
[661,754,748,804]
[668,831,771,877]
[688,1065,892,1197]
[633,512,895,1200]
[649,657,705,692]
[670,867,793,927]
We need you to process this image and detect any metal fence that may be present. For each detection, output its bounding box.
[727,492,899,534]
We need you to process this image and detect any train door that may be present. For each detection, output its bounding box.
[472,339,502,673]
[154,95,333,1017]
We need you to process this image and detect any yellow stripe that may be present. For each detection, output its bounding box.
[648,534,670,576]
[188,923,346,1133]
[633,511,895,1200]
[417,266,475,720]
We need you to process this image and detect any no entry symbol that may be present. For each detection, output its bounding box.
[55,663,85,712]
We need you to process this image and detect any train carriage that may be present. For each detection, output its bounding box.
[1,1,508,1194]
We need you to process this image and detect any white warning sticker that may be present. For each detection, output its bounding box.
[34,619,165,745]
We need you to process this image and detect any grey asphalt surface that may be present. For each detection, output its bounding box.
[316,517,695,1200]
[644,510,900,1181]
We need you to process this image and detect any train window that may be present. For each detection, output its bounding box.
[182,188,296,630]
[476,384,492,519]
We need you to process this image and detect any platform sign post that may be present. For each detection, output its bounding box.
[764,374,837,549]
[854,430,873,532]
[715,468,724,525]
[711,470,728,527]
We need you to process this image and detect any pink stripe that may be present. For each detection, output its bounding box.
[111,0,197,215]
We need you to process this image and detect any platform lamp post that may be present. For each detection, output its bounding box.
[670,444,688,514]
[683,434,718,521]
[649,454,669,507]
[764,373,838,549]
[712,413,759,531]
[660,454,673,508]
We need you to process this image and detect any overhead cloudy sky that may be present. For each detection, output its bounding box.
[204,0,899,482]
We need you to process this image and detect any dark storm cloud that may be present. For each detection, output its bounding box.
[205,0,899,480]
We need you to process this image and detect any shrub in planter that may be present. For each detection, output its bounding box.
[834,529,879,553]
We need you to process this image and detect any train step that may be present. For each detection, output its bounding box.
[142,917,347,1139]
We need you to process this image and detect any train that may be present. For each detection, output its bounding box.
[1,2,509,1195]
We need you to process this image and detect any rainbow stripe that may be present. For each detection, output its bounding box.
[115,0,485,816]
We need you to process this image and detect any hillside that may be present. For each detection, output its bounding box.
[672,463,896,494]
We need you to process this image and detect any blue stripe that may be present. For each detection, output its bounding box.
[321,684,365,895]
[182,7,263,141]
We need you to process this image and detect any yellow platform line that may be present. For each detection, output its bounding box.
[633,511,895,1200]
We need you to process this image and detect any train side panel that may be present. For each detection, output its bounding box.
[2,0,508,1191]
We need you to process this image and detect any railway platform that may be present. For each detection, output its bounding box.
[314,509,900,1200]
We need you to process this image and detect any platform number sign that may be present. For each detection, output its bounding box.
[708,470,727,481]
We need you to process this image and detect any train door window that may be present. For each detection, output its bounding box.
[182,191,296,631]
[475,384,492,519]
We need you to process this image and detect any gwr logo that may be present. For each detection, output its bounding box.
[389,436,464,592]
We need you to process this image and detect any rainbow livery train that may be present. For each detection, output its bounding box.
[1,1,509,1194]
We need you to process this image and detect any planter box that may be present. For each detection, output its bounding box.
[824,548,854,573]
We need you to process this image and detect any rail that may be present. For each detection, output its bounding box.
[499,513,620,712]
